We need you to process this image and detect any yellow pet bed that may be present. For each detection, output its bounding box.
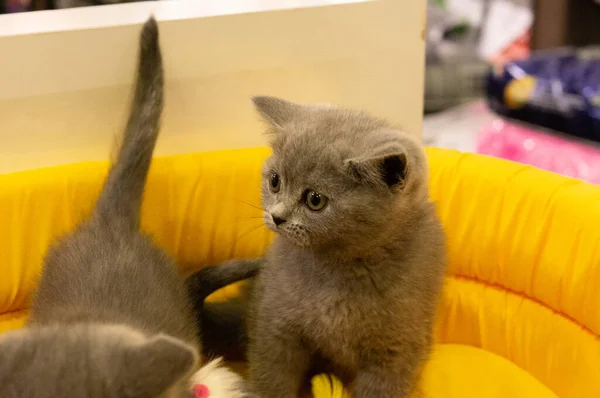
[0,147,598,397]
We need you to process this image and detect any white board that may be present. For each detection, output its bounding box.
[0,0,426,173]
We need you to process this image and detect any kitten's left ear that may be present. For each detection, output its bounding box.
[123,334,198,397]
[252,96,302,129]
[345,151,408,189]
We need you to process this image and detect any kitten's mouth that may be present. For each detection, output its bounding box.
[263,214,310,247]
[262,213,278,233]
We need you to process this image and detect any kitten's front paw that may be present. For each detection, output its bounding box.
[190,358,248,398]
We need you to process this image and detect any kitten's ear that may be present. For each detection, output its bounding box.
[123,334,198,397]
[345,151,408,189]
[252,96,301,129]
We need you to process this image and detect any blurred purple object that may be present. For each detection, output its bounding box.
[477,119,600,184]
[5,0,29,12]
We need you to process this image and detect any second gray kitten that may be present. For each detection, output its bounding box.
[214,97,447,397]
[0,18,249,398]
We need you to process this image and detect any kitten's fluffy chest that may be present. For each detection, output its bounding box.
[264,242,403,363]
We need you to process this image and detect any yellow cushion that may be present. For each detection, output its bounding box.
[0,148,273,329]
[427,148,600,397]
[0,147,598,397]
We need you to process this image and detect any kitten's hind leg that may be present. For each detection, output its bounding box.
[248,328,311,398]
[351,355,423,398]
[201,297,249,362]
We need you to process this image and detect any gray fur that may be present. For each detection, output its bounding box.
[187,260,261,362]
[185,260,259,363]
[246,97,447,397]
[187,259,261,303]
[0,18,199,398]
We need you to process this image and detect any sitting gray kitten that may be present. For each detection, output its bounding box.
[0,18,248,398]
[237,97,446,397]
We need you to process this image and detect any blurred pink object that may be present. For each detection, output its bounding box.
[477,119,600,184]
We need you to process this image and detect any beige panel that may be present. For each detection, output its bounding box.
[0,0,426,174]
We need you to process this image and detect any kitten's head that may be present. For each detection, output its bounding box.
[0,324,198,398]
[254,96,429,250]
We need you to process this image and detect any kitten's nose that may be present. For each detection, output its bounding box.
[272,215,286,226]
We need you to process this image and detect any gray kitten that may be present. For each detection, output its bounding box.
[241,97,446,397]
[0,18,248,398]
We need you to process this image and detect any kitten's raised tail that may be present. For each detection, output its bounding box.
[95,17,163,231]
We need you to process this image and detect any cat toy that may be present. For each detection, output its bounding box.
[312,374,348,398]
[193,384,210,398]
[188,357,247,398]
[191,374,346,397]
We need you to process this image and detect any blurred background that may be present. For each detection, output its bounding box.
[421,0,600,184]
[1,0,600,184]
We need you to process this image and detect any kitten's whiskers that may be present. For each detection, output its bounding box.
[233,222,266,247]
[235,200,265,212]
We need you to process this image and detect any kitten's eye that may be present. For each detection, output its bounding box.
[305,190,328,211]
[270,172,281,193]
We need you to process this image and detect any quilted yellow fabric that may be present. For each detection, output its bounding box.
[0,147,598,397]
